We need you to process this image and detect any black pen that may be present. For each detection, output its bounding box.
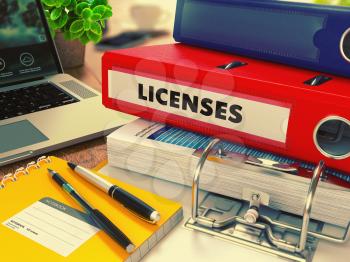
[48,168,135,253]
[67,162,160,223]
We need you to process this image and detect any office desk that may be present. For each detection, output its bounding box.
[0,0,176,177]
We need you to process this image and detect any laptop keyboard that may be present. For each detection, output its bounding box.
[0,83,79,120]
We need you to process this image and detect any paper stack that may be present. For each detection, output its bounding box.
[107,119,350,227]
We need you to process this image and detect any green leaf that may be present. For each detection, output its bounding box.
[50,19,60,30]
[70,19,84,33]
[91,0,107,9]
[82,8,93,19]
[87,30,101,43]
[90,21,101,35]
[90,13,102,21]
[44,9,51,19]
[70,30,85,40]
[79,32,90,45]
[75,2,89,16]
[93,5,112,19]
[93,5,106,16]
[63,0,71,6]
[67,0,76,11]
[55,0,65,8]
[100,19,105,28]
[83,20,91,31]
[50,7,62,21]
[63,19,71,32]
[64,27,85,41]
[102,8,112,19]
[41,0,56,7]
[57,12,68,28]
[47,20,55,29]
[51,20,60,29]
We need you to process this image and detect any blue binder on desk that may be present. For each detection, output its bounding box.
[173,0,350,77]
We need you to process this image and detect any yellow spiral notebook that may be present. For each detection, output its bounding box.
[0,156,183,261]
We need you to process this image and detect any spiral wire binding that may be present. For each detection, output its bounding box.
[0,156,51,190]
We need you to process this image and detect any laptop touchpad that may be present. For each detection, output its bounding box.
[0,120,48,153]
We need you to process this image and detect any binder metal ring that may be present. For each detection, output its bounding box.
[187,139,350,261]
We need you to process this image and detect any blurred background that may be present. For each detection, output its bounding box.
[106,0,177,36]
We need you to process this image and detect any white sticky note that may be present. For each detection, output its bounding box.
[2,198,100,257]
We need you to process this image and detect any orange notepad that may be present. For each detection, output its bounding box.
[0,156,183,261]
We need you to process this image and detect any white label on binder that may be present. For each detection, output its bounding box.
[108,70,291,144]
[2,198,99,257]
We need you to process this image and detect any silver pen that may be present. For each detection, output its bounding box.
[68,162,160,223]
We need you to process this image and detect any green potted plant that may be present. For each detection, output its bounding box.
[41,0,112,68]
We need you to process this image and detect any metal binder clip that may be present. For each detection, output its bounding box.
[185,139,350,262]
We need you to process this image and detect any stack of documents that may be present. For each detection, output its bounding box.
[107,119,350,227]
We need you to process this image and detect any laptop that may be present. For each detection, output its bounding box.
[0,0,135,166]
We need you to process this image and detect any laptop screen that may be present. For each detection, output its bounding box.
[0,0,60,86]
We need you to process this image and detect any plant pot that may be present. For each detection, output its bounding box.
[54,31,86,69]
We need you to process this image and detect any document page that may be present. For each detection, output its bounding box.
[2,197,99,257]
